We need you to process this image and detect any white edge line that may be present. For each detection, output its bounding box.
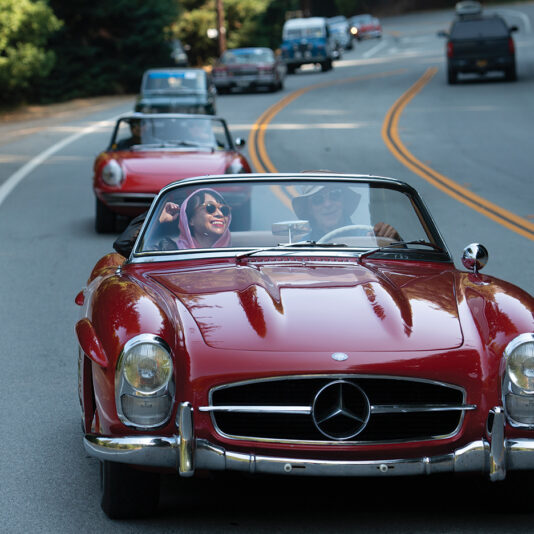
[0,115,120,208]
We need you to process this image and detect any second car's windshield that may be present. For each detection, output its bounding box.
[136,179,440,256]
[113,117,231,150]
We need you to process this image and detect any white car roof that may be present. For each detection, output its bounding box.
[283,17,327,29]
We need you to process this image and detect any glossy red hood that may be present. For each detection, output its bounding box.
[149,261,463,352]
[118,151,232,179]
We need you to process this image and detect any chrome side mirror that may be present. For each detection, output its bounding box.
[272,220,311,244]
[462,243,488,274]
[235,137,246,148]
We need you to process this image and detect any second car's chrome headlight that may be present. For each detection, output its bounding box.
[116,334,174,428]
[503,333,534,426]
[101,159,124,186]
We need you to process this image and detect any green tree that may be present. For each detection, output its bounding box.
[39,0,180,102]
[173,0,279,64]
[0,0,62,104]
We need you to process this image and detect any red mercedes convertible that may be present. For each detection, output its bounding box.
[76,173,534,518]
[92,113,251,233]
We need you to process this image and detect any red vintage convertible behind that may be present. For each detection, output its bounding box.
[76,173,534,518]
[93,113,251,233]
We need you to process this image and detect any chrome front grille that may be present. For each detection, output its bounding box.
[202,375,474,444]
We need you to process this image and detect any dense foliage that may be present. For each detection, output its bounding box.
[0,0,62,104]
[38,0,180,102]
[2,0,517,105]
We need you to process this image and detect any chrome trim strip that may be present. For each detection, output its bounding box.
[489,407,506,481]
[208,373,466,395]
[206,374,469,445]
[84,434,178,468]
[370,404,477,414]
[199,405,312,414]
[82,434,534,478]
[198,403,476,415]
[179,402,194,477]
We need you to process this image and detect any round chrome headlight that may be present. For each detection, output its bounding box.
[506,334,534,393]
[122,340,173,394]
[101,159,124,186]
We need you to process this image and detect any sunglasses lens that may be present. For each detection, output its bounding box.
[205,203,216,214]
[204,203,230,216]
[311,189,343,205]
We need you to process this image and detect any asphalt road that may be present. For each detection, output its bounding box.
[0,3,533,532]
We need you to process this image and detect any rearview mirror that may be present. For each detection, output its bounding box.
[272,220,311,244]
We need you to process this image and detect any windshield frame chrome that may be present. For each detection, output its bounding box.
[129,173,453,264]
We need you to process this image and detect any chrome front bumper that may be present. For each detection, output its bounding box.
[84,404,534,481]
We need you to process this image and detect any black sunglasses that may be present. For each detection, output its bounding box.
[200,202,231,217]
[310,189,343,206]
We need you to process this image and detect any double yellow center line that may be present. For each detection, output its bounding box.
[248,67,534,241]
[382,67,534,241]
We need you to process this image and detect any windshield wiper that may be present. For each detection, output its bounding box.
[358,240,445,260]
[132,141,213,150]
[236,240,347,260]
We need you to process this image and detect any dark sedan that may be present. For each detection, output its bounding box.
[440,14,518,84]
[212,47,286,93]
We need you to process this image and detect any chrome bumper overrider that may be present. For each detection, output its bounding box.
[84,404,534,481]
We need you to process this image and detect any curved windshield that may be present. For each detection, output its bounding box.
[112,116,231,151]
[136,179,445,258]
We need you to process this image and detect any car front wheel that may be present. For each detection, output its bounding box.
[95,198,116,233]
[100,461,160,519]
[321,60,333,72]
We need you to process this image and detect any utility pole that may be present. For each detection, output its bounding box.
[216,0,227,55]
[300,0,311,17]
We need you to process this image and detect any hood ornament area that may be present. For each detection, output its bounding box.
[331,352,348,362]
[312,380,370,440]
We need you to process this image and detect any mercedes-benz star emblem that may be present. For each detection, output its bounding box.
[312,380,370,440]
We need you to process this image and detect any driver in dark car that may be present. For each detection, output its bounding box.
[291,184,400,242]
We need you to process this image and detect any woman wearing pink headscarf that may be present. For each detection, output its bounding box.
[158,188,232,249]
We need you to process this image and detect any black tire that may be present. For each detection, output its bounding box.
[230,199,251,231]
[321,60,332,72]
[100,461,160,519]
[95,198,116,234]
[287,65,296,75]
[447,67,458,85]
[505,65,517,81]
